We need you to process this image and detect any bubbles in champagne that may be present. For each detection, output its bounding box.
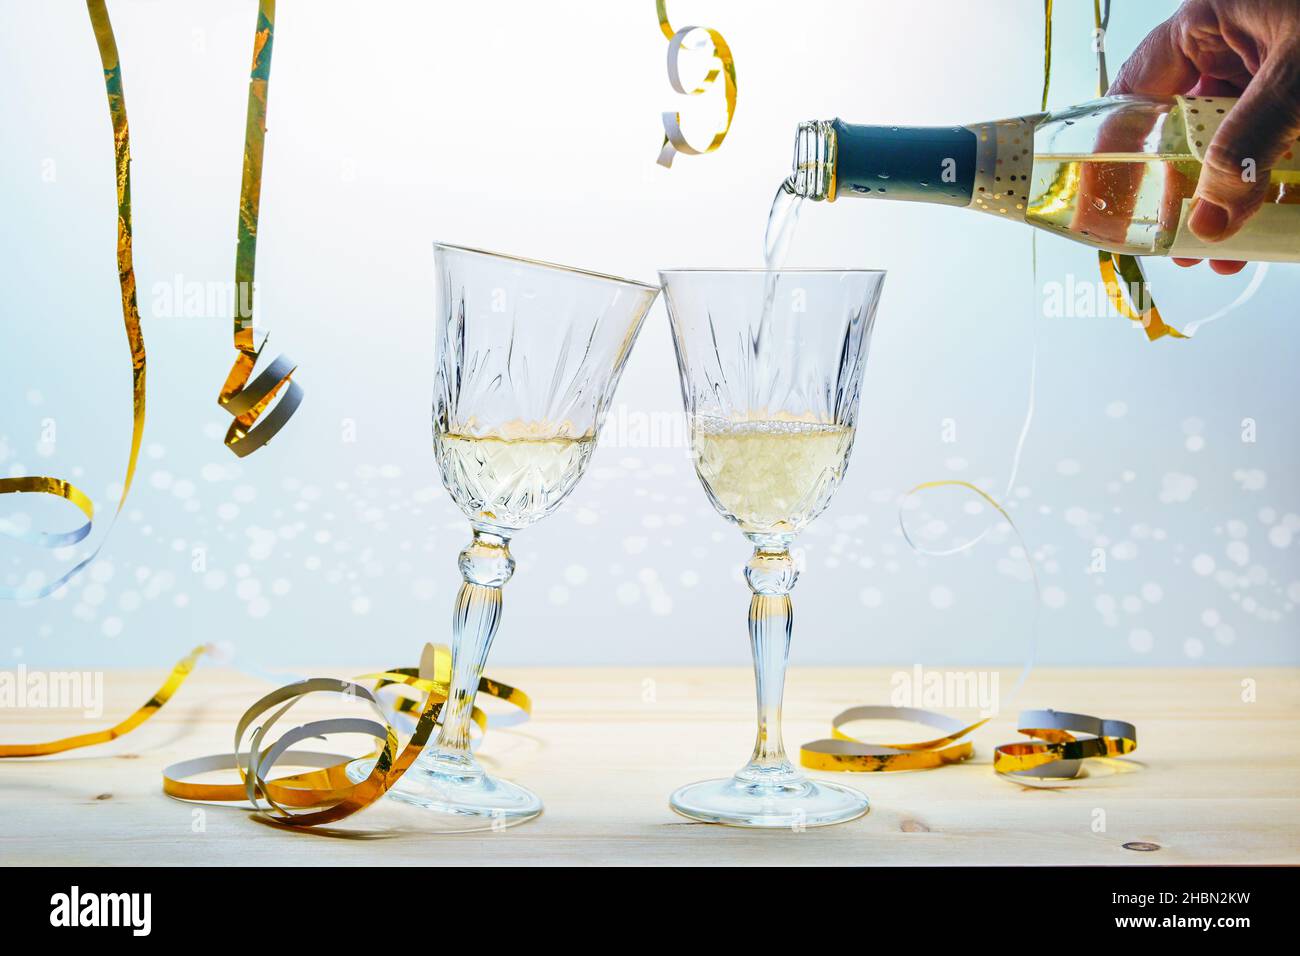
[434,430,596,531]
[690,416,854,536]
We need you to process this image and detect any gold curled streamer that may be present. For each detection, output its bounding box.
[655,0,737,168]
[360,668,532,733]
[0,0,145,601]
[1098,250,1185,340]
[162,644,531,829]
[0,640,529,829]
[217,0,303,457]
[0,645,208,758]
[993,708,1137,778]
[801,706,1136,780]
[801,707,987,772]
[233,676,402,823]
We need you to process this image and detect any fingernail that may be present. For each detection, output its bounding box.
[1189,198,1230,241]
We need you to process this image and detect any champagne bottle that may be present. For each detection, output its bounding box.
[790,94,1300,262]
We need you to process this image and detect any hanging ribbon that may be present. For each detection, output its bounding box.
[0,0,146,601]
[217,0,303,457]
[1098,250,1186,340]
[1036,2,1193,341]
[655,0,737,168]
[861,11,1065,747]
[887,236,1047,709]
[1065,0,1185,340]
[1092,0,1111,94]
[1040,0,1053,113]
[1089,1,1184,340]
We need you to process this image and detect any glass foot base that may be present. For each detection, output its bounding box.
[670,775,869,828]
[346,757,542,832]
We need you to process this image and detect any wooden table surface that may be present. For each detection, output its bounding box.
[1,665,1297,866]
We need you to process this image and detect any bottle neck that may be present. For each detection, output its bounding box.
[791,120,837,201]
[792,119,978,205]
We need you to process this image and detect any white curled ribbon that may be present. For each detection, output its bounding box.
[656,1,737,168]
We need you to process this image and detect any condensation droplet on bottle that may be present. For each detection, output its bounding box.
[1092,197,1107,211]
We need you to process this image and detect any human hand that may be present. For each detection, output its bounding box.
[1110,0,1300,274]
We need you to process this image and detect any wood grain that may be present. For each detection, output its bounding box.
[1,665,1296,865]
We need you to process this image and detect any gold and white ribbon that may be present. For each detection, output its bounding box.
[801,706,1136,780]
[802,707,988,772]
[217,0,303,456]
[1,642,530,830]
[993,708,1138,778]
[161,643,530,828]
[0,0,145,601]
[656,1,737,168]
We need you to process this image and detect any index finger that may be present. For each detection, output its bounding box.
[1108,17,1199,95]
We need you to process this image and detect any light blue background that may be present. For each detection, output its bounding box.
[2,0,1297,668]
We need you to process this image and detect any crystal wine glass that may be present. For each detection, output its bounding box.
[659,267,885,828]
[357,243,658,829]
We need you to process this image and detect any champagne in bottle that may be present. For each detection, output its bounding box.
[789,94,1300,262]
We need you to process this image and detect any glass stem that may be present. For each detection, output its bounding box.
[738,545,800,783]
[432,528,515,771]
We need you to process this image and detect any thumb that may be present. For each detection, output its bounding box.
[1190,51,1300,242]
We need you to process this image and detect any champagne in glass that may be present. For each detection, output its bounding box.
[350,244,658,830]
[691,417,855,536]
[661,268,885,828]
[435,429,598,530]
